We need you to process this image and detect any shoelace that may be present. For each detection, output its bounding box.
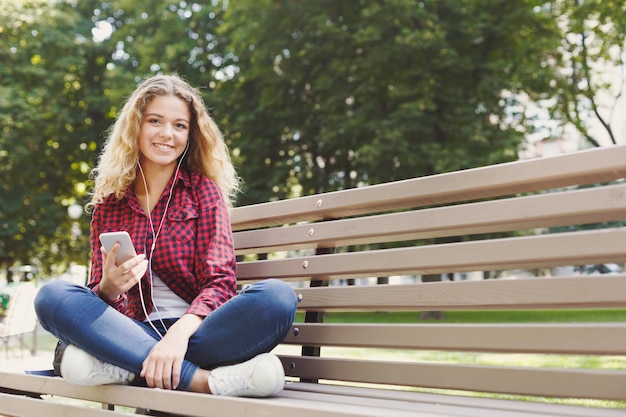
[94,361,132,382]
[212,363,255,396]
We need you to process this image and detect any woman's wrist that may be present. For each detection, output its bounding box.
[98,280,121,303]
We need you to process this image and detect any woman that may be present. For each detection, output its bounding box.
[35,74,297,397]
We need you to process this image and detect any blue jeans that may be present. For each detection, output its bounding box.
[34,278,297,391]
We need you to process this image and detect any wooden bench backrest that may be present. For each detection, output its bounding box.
[231,145,626,402]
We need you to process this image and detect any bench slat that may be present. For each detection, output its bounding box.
[0,392,133,417]
[281,356,626,401]
[5,374,620,417]
[280,389,479,417]
[235,183,626,254]
[0,373,442,417]
[0,385,495,417]
[231,145,626,230]
[283,323,626,355]
[284,383,626,417]
[292,275,626,310]
[237,228,626,281]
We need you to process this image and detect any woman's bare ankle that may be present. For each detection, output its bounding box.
[188,368,212,394]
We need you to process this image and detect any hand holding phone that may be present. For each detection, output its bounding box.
[99,231,137,265]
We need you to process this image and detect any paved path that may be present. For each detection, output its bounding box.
[1,324,54,374]
[0,349,53,373]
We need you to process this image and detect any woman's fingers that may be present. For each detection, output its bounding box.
[141,348,178,390]
[101,251,147,297]
[121,255,148,285]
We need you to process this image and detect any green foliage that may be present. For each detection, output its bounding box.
[86,0,228,98]
[0,0,624,271]
[541,0,626,147]
[217,0,564,204]
[0,0,108,272]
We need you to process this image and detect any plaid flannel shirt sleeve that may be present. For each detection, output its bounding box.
[88,202,128,312]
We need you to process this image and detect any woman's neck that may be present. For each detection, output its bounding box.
[134,161,176,214]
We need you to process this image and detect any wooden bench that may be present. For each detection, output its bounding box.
[2,144,626,416]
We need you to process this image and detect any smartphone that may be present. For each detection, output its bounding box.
[99,231,137,265]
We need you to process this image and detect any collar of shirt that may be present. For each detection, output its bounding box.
[124,169,193,216]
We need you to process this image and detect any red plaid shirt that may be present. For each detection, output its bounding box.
[88,170,237,321]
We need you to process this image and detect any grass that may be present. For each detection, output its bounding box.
[295,308,626,324]
[34,331,59,352]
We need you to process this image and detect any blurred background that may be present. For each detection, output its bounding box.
[0,0,624,280]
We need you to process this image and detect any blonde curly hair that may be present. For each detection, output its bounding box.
[89,74,240,208]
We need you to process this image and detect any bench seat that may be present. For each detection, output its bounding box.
[2,372,625,417]
[1,144,626,416]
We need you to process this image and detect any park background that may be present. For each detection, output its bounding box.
[1,1,626,407]
[1,0,625,279]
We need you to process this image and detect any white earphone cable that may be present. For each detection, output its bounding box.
[136,145,189,339]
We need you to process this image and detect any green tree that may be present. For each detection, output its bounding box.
[85,0,227,96]
[0,0,232,272]
[2,0,623,274]
[0,0,109,273]
[544,0,625,147]
[217,0,562,204]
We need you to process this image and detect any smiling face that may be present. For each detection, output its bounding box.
[137,95,191,172]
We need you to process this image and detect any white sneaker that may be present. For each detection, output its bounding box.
[208,353,285,397]
[60,344,135,386]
